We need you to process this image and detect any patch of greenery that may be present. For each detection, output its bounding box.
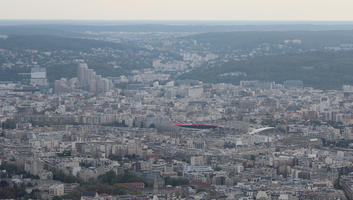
[164,177,189,186]
[30,120,81,127]
[57,150,72,157]
[64,171,144,200]
[322,138,353,149]
[196,188,208,193]
[0,183,27,199]
[44,168,82,183]
[108,155,122,161]
[97,171,146,185]
[0,163,39,179]
[63,183,132,200]
[1,119,16,129]
[101,121,127,127]
[79,162,93,168]
[214,167,222,171]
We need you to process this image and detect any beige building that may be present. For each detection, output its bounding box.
[49,184,65,199]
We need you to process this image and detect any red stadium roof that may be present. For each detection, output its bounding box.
[173,123,229,129]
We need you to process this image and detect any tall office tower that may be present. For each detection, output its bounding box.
[153,174,159,195]
[77,62,113,94]
[77,63,88,89]
[96,75,104,92]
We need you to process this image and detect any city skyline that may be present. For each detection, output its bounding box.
[2,1,353,199]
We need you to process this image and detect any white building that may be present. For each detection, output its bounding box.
[30,67,48,87]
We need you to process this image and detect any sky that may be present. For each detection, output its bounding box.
[1,0,353,21]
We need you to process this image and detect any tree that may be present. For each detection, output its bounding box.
[57,150,71,157]
[214,167,222,171]
[1,119,16,129]
[53,196,64,200]
[52,169,80,183]
[98,171,117,185]
[0,180,9,187]
[108,155,122,161]
[165,177,189,186]
[97,171,146,185]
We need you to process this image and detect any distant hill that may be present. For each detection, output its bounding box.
[179,51,353,90]
[0,35,155,83]
[1,24,353,36]
[184,30,353,51]
[0,35,135,51]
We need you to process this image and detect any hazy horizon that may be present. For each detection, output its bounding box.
[2,0,353,21]
[2,20,353,26]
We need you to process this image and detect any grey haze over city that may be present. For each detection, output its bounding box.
[2,1,353,200]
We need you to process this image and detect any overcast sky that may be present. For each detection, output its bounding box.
[1,0,353,21]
